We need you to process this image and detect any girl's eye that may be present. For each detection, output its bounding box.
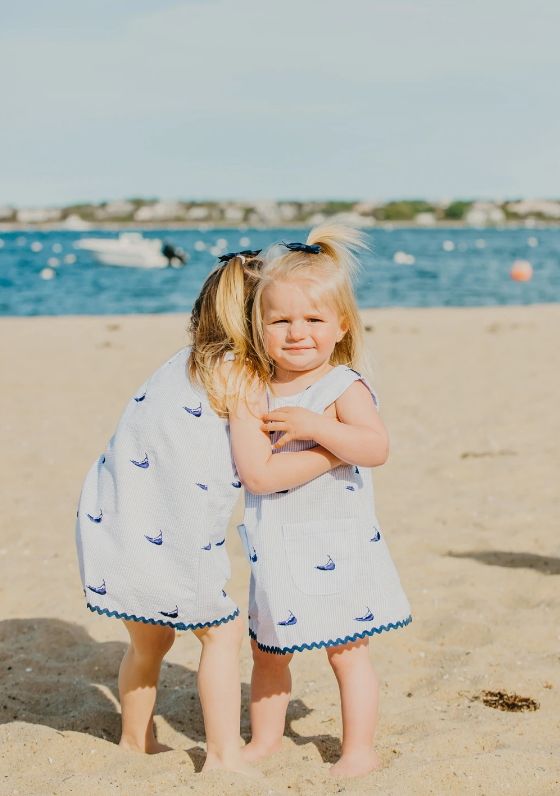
[272,319,288,324]
[308,318,323,323]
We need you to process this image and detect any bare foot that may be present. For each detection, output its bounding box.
[329,750,381,779]
[241,740,283,763]
[147,740,173,754]
[119,738,173,754]
[202,755,262,777]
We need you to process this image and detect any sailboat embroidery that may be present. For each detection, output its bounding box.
[316,555,335,571]
[370,528,381,542]
[145,530,163,545]
[201,542,212,551]
[87,579,107,595]
[87,510,103,523]
[133,392,146,403]
[249,546,258,563]
[184,402,202,417]
[231,480,242,488]
[354,466,360,474]
[159,606,179,618]
[215,538,226,547]
[278,611,297,626]
[130,454,149,468]
[196,482,208,491]
[346,485,355,491]
[355,607,374,622]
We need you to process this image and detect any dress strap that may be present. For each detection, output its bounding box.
[301,365,379,414]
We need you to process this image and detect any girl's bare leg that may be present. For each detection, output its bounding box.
[326,637,380,778]
[194,616,253,773]
[118,620,175,753]
[243,639,294,762]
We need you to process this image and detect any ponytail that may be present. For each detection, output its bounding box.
[188,254,263,415]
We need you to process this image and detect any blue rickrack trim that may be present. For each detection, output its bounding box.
[87,602,240,631]
[248,615,412,655]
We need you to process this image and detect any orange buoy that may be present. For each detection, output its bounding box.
[510,259,533,282]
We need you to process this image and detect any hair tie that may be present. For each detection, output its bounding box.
[282,242,322,254]
[218,249,262,263]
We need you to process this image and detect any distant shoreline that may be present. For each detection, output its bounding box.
[1,221,559,233]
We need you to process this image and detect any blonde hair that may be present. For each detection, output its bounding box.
[188,254,267,416]
[251,223,370,383]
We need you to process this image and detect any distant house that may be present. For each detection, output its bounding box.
[465,202,505,226]
[16,207,62,223]
[96,200,136,219]
[506,200,560,220]
[134,201,187,222]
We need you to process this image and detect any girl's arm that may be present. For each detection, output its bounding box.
[263,381,388,467]
[229,390,342,495]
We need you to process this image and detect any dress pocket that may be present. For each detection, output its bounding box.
[282,518,358,596]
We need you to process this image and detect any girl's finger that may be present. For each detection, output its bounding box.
[261,421,287,432]
[273,434,293,450]
[262,411,287,422]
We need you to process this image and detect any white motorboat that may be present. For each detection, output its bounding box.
[74,232,187,268]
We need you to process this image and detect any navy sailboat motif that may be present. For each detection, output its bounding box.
[355,607,375,622]
[130,454,150,468]
[87,510,103,523]
[159,606,179,618]
[87,579,107,595]
[278,611,297,626]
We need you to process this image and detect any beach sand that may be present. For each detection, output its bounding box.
[1,306,559,795]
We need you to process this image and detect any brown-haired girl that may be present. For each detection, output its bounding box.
[75,251,342,773]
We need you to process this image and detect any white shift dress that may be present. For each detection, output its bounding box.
[75,347,241,630]
[238,365,411,654]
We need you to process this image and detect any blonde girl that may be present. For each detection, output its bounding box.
[228,226,411,778]
[75,252,342,772]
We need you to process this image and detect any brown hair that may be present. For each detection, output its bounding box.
[187,254,266,415]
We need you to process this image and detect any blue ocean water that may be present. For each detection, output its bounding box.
[0,227,558,316]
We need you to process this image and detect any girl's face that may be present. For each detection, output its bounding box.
[261,278,347,374]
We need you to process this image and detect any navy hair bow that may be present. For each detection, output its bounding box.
[283,242,322,254]
[218,249,262,262]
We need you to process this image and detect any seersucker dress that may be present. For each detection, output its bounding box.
[238,365,412,654]
[75,347,241,630]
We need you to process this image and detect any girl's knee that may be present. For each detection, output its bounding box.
[197,615,244,647]
[326,637,369,671]
[124,621,175,658]
[252,640,293,670]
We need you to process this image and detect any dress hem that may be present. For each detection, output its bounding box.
[248,614,412,655]
[86,602,240,631]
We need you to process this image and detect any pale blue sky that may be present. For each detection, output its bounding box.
[1,0,558,205]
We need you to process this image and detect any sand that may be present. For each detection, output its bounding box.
[1,305,559,795]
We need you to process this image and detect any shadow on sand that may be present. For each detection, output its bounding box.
[447,550,560,576]
[0,618,339,765]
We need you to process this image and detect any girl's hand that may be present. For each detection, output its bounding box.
[261,406,320,450]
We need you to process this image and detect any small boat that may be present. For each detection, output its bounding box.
[74,233,187,269]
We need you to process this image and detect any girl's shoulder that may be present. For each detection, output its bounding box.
[305,365,378,411]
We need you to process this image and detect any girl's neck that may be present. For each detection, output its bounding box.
[271,360,333,396]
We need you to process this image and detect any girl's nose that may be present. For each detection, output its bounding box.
[287,322,307,340]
